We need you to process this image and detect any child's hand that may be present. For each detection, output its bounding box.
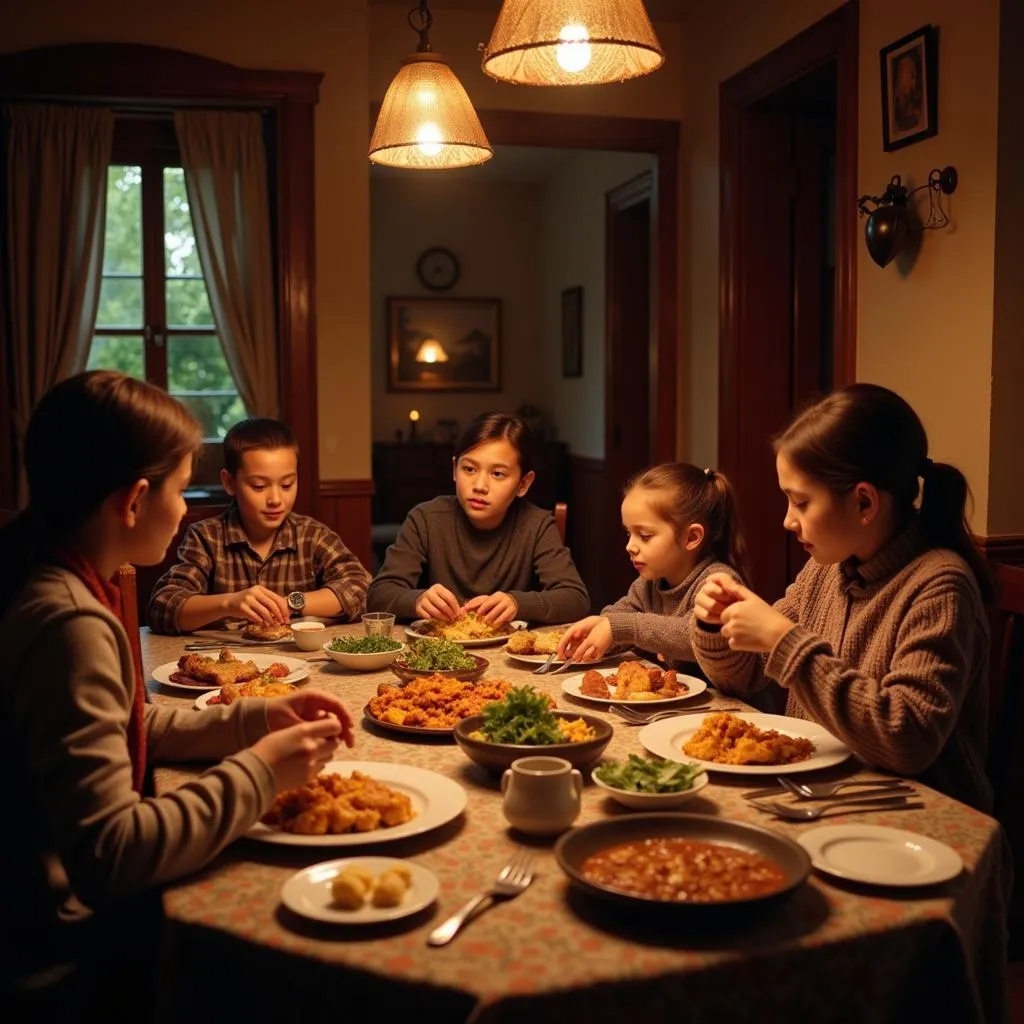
[462,592,518,627]
[718,582,794,653]
[694,573,745,625]
[558,615,612,662]
[224,585,290,626]
[252,717,342,792]
[266,690,355,749]
[415,584,460,622]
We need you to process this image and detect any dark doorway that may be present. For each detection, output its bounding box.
[719,2,858,601]
[604,172,654,604]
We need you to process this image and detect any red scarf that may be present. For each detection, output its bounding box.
[50,547,148,793]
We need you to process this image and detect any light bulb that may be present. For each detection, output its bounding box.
[409,409,421,423]
[556,24,592,74]
[416,123,443,157]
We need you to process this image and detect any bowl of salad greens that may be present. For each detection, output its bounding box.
[390,638,489,683]
[453,686,612,773]
[592,755,708,809]
[323,634,405,671]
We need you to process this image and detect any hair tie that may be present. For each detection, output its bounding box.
[919,456,934,476]
[703,467,715,480]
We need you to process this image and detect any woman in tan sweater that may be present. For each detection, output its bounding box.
[0,373,353,1010]
[694,383,992,811]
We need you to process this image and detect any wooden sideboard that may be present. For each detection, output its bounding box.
[371,441,569,525]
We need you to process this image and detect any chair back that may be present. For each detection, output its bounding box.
[988,563,1024,809]
[116,564,145,677]
[553,502,568,545]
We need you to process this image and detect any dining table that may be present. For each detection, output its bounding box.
[143,625,1010,1024]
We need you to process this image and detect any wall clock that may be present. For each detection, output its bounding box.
[416,247,460,291]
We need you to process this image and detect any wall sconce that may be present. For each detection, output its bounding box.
[856,166,958,268]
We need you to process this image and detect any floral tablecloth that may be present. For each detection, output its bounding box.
[144,627,1009,1023]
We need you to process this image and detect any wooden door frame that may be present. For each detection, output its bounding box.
[370,106,680,463]
[0,43,322,514]
[718,1,858,479]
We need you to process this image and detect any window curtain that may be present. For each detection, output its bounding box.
[173,110,279,418]
[5,102,113,500]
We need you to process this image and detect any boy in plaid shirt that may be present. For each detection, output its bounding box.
[148,418,370,634]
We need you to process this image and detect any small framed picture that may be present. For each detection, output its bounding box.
[880,25,938,152]
[387,296,501,392]
[561,286,583,378]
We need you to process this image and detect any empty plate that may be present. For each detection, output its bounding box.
[797,824,963,887]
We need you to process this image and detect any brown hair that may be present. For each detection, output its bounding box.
[453,412,534,476]
[625,463,751,584]
[774,382,991,600]
[223,418,298,476]
[0,371,203,610]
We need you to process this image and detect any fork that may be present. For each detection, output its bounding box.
[778,776,911,800]
[427,850,534,947]
[610,703,742,724]
[532,651,560,674]
[748,795,921,821]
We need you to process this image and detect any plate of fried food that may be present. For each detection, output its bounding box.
[364,674,514,735]
[193,677,300,709]
[406,612,526,647]
[152,647,310,692]
[247,760,467,846]
[239,622,292,642]
[501,627,625,668]
[560,661,706,705]
[281,856,440,925]
[640,711,851,775]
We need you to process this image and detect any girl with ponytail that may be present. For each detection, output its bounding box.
[558,462,750,673]
[694,383,992,810]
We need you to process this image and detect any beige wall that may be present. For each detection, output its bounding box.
[369,175,543,441]
[3,0,373,482]
[537,151,657,459]
[679,0,1007,532]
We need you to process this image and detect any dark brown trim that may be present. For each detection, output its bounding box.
[719,1,859,478]
[370,104,680,461]
[318,479,376,499]
[0,44,323,512]
[976,534,1024,566]
[567,453,605,474]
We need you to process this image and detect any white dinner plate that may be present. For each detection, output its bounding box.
[151,651,311,693]
[560,667,707,706]
[247,760,468,846]
[405,618,527,647]
[798,824,963,887]
[639,712,851,775]
[280,856,439,924]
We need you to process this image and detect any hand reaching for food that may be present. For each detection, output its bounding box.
[461,591,518,627]
[224,585,290,626]
[694,572,745,626]
[415,584,461,622]
[252,716,343,792]
[266,690,355,749]
[557,615,612,662]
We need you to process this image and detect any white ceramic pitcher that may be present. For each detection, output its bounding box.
[501,756,582,836]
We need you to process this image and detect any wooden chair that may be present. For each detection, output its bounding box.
[116,564,145,677]
[553,502,568,545]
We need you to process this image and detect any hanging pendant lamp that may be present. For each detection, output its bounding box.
[481,0,665,87]
[370,1,492,170]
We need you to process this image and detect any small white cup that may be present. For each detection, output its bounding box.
[289,620,326,651]
[501,756,582,836]
[362,612,396,637]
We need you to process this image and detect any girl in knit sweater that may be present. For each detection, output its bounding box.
[558,463,749,673]
[0,373,353,1011]
[693,383,992,810]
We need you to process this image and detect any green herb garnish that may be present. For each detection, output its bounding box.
[402,638,475,671]
[594,754,705,793]
[477,686,563,745]
[329,635,402,654]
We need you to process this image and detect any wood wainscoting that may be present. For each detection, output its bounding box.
[314,479,375,572]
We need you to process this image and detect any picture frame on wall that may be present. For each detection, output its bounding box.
[387,296,501,392]
[880,25,938,152]
[561,286,583,378]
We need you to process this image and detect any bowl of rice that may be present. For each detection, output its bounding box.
[390,638,489,683]
[323,635,405,671]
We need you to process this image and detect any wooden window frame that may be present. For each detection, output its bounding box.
[0,43,321,513]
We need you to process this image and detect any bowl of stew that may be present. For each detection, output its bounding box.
[555,813,810,911]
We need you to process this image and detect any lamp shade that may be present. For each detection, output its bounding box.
[482,0,665,86]
[370,52,492,169]
[415,339,449,363]
[865,205,908,268]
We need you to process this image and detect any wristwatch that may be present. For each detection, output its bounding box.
[287,591,306,613]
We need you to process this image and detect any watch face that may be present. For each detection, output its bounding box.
[416,247,460,292]
[287,592,306,611]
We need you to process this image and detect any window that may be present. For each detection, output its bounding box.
[88,123,247,482]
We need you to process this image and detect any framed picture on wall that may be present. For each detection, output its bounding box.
[561,286,583,378]
[387,296,501,392]
[880,25,938,152]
